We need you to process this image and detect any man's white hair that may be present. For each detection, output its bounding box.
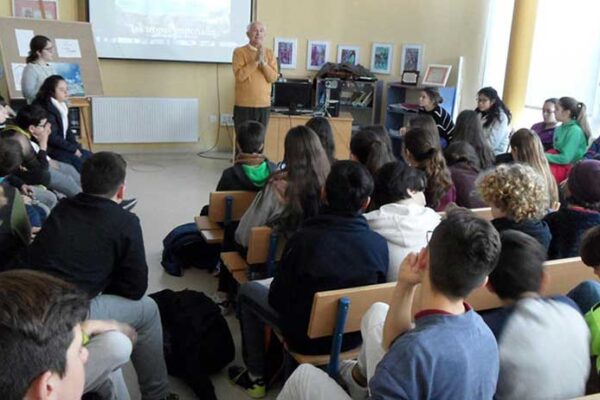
[247,21,266,33]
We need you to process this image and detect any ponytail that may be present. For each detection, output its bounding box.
[559,97,592,141]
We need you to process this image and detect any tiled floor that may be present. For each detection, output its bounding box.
[119,152,281,400]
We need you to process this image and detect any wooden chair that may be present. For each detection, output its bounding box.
[284,257,595,378]
[194,191,256,244]
[438,207,493,221]
[221,226,280,284]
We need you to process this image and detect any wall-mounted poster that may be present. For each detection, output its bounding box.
[400,44,423,72]
[274,37,297,69]
[12,0,59,20]
[371,43,393,74]
[337,45,360,66]
[307,40,330,71]
[52,63,85,96]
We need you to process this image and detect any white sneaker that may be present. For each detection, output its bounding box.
[339,360,368,400]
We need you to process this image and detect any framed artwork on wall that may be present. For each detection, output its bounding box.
[370,43,393,74]
[307,40,330,71]
[12,0,58,19]
[400,43,423,72]
[274,37,297,69]
[337,45,360,66]
[422,64,453,87]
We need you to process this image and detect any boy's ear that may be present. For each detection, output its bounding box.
[27,124,36,134]
[485,280,495,294]
[25,370,55,399]
[360,196,371,212]
[116,184,125,201]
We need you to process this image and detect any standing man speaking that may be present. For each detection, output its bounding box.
[232,21,278,133]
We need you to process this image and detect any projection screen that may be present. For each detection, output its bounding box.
[88,0,253,63]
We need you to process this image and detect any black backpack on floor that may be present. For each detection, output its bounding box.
[150,289,235,400]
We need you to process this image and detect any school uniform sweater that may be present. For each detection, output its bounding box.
[12,193,148,300]
[268,212,388,354]
[544,207,600,259]
[492,217,552,251]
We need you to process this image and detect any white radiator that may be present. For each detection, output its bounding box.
[91,97,199,143]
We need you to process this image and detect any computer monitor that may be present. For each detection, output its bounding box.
[272,80,313,112]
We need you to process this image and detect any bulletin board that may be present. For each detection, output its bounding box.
[0,16,103,100]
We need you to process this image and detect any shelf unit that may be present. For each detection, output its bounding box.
[315,78,383,128]
[384,83,456,135]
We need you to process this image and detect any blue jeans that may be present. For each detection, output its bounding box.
[568,280,600,314]
[238,281,280,376]
[89,294,169,400]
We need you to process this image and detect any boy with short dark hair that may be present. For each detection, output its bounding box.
[279,207,502,400]
[0,269,90,400]
[483,230,589,399]
[216,120,275,191]
[229,160,388,398]
[11,152,176,400]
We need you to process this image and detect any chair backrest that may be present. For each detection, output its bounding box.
[247,226,280,265]
[438,207,493,221]
[307,282,396,339]
[414,256,595,313]
[306,257,594,339]
[207,191,257,223]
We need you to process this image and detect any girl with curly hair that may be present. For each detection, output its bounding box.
[477,163,551,249]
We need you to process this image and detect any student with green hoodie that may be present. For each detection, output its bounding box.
[216,120,275,191]
[545,97,591,182]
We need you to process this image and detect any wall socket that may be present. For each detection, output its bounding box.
[220,114,234,126]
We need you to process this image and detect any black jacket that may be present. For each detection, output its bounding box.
[33,98,80,154]
[11,193,148,299]
[492,217,552,250]
[216,161,276,192]
[269,212,388,354]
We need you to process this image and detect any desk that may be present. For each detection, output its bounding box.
[69,97,93,151]
[262,112,353,162]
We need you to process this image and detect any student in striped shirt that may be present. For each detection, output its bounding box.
[418,87,454,148]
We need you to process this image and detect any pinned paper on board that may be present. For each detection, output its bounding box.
[11,63,26,91]
[55,39,81,58]
[15,29,34,57]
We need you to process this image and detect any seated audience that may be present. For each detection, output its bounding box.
[403,127,456,211]
[530,98,559,151]
[228,161,388,398]
[477,163,551,249]
[216,120,275,191]
[444,141,487,208]
[545,160,600,259]
[0,269,137,400]
[306,116,336,164]
[585,135,600,161]
[4,103,81,197]
[235,125,329,248]
[545,97,592,182]
[452,109,495,169]
[364,161,441,281]
[510,128,560,209]
[278,207,502,400]
[33,75,92,172]
[350,128,395,177]
[482,230,590,400]
[418,87,454,147]
[10,152,177,400]
[475,87,512,155]
[568,226,600,313]
[0,138,30,270]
